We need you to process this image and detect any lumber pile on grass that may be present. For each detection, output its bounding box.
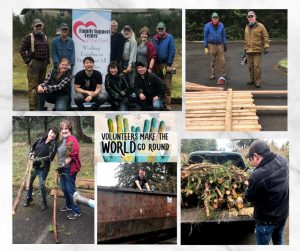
[181,162,251,218]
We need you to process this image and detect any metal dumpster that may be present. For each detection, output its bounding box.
[97,186,177,243]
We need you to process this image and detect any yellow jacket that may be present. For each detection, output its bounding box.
[244,22,269,53]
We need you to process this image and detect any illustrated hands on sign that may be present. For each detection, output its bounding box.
[101,115,136,162]
[135,117,170,163]
[101,116,170,162]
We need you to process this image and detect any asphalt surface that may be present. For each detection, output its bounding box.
[186,41,287,131]
[181,219,289,245]
[13,192,94,244]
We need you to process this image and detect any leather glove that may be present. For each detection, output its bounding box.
[224,45,227,52]
[55,166,64,174]
[204,48,209,54]
[263,48,269,54]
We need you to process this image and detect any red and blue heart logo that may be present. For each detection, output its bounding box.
[73,21,97,42]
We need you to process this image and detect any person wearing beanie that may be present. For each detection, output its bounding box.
[203,12,227,80]
[244,11,269,88]
[245,140,289,245]
[19,18,50,111]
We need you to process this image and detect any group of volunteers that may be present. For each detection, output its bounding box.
[20,18,176,111]
[203,10,269,88]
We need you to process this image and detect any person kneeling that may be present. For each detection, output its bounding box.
[74,57,108,111]
[37,58,71,111]
[105,62,135,111]
[134,61,165,111]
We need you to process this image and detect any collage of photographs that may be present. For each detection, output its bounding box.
[10,7,289,247]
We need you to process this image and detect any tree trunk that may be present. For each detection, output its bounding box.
[70,116,92,143]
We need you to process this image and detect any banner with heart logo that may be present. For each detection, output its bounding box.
[72,10,111,83]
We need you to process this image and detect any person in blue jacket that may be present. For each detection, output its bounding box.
[51,23,75,110]
[204,12,227,80]
[152,22,175,111]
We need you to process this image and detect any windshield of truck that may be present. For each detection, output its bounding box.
[188,153,246,169]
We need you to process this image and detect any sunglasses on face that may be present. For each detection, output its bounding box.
[158,28,165,31]
[35,24,42,28]
[248,15,254,18]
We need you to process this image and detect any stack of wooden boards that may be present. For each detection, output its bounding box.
[51,177,94,199]
[186,82,287,131]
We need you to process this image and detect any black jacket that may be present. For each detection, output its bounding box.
[30,137,58,169]
[134,72,165,101]
[245,152,289,224]
[110,32,125,63]
[105,73,132,102]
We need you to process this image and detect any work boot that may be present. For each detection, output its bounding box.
[209,75,216,80]
[40,202,47,211]
[23,197,33,207]
[255,83,261,88]
[247,81,255,85]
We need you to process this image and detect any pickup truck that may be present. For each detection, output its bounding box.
[181,151,254,223]
[181,151,255,244]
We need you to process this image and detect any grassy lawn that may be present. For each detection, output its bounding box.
[172,39,182,98]
[13,38,182,98]
[12,142,94,190]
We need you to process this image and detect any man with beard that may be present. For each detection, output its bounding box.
[244,11,269,88]
[19,19,50,111]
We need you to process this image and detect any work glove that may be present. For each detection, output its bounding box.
[224,45,227,52]
[28,152,34,159]
[33,158,41,166]
[204,48,209,55]
[241,51,247,58]
[263,48,269,54]
[55,166,64,174]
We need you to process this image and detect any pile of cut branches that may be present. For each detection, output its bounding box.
[181,162,251,218]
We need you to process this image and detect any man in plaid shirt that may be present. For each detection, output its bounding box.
[19,19,50,111]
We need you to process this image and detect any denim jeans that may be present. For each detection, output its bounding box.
[27,167,49,203]
[256,221,286,245]
[74,92,108,110]
[60,167,80,214]
[138,99,164,111]
[38,92,69,111]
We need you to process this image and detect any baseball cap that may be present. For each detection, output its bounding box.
[245,140,270,158]
[247,11,256,17]
[60,23,69,30]
[156,22,166,29]
[123,25,132,31]
[211,12,219,18]
[32,19,44,27]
